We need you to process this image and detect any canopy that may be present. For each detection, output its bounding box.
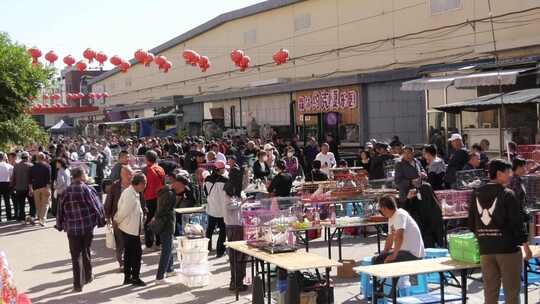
[401,68,534,91]
[434,88,540,113]
[50,119,74,130]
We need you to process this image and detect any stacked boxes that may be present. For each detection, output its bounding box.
[177,237,210,287]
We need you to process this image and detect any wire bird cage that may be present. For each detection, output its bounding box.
[523,174,540,206]
[435,190,473,216]
[241,197,303,251]
[517,145,540,163]
[455,169,488,190]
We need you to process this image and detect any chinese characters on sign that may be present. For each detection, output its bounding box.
[297,87,358,113]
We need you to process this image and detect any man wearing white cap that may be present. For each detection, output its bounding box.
[445,134,469,188]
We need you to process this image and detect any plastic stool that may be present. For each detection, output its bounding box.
[360,256,374,298]
[424,248,449,284]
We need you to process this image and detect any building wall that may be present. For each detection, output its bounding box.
[367,81,425,144]
[92,0,540,106]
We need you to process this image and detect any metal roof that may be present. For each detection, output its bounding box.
[88,0,303,85]
[434,88,540,113]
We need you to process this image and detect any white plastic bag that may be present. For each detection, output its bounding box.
[105,224,115,250]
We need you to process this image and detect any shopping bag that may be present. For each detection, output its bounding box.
[105,224,116,250]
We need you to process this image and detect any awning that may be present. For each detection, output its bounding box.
[401,68,535,91]
[434,88,540,113]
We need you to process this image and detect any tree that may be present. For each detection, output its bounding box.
[0,32,51,151]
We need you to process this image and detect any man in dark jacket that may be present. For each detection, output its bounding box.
[369,143,394,180]
[395,146,425,205]
[468,159,532,304]
[445,134,469,188]
[154,174,190,284]
[224,156,243,198]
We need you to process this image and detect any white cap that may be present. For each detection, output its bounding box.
[448,133,463,142]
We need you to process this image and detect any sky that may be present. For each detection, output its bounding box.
[0,0,263,69]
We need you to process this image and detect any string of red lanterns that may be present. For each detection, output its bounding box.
[27,46,291,75]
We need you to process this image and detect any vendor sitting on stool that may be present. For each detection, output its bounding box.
[372,195,425,296]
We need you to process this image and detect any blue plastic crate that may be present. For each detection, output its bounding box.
[424,248,450,284]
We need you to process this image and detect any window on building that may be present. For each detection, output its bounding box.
[243,29,257,45]
[230,106,236,128]
[430,0,462,14]
[294,13,311,31]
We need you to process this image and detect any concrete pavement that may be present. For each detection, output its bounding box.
[0,219,537,304]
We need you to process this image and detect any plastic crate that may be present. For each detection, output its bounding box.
[424,248,450,284]
[179,261,209,275]
[178,272,210,287]
[178,237,208,251]
[178,248,209,264]
[448,233,480,264]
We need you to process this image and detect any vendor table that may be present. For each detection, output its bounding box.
[354,257,479,304]
[321,215,468,261]
[323,221,387,260]
[225,241,341,304]
[174,206,206,214]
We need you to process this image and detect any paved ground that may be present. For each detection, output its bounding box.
[0,218,538,304]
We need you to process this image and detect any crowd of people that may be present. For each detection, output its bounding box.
[0,132,536,303]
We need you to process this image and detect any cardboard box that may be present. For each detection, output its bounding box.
[337,259,357,278]
[300,292,317,304]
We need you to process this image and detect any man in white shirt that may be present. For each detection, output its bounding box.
[372,195,425,298]
[315,143,336,176]
[0,152,14,221]
[375,195,425,264]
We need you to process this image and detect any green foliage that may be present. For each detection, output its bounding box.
[0,115,48,151]
[0,32,52,150]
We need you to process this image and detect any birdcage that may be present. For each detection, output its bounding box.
[241,197,303,252]
[523,174,540,206]
[517,145,540,162]
[456,169,488,190]
[435,190,473,216]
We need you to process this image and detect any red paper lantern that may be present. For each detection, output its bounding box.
[238,55,251,71]
[75,60,87,72]
[42,94,49,100]
[88,92,96,100]
[28,47,42,65]
[63,55,76,67]
[143,53,154,67]
[198,56,210,72]
[95,92,103,99]
[78,92,85,99]
[44,51,58,65]
[154,55,167,67]
[273,49,289,65]
[52,93,61,101]
[182,50,200,66]
[230,49,244,66]
[110,55,122,66]
[134,49,148,64]
[119,61,131,73]
[160,60,172,73]
[103,92,110,98]
[66,93,72,100]
[83,48,96,63]
[95,52,108,66]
